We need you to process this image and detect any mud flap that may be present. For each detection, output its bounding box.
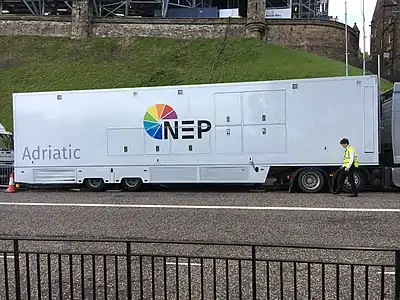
[288,177,296,193]
[330,169,342,193]
[288,169,302,193]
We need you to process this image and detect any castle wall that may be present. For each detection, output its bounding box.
[0,14,360,66]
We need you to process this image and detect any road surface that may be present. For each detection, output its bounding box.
[0,190,398,299]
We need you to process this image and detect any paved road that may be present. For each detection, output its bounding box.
[0,190,398,299]
[0,190,399,247]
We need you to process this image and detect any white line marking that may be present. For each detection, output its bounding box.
[0,202,398,212]
[0,255,15,259]
[383,271,395,275]
[166,262,201,266]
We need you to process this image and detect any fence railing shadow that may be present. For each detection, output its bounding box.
[0,236,398,299]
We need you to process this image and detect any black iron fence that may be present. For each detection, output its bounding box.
[0,164,13,188]
[0,236,398,299]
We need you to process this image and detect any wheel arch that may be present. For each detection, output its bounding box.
[342,167,368,192]
[83,177,106,192]
[357,166,370,181]
[288,167,331,193]
[120,177,143,192]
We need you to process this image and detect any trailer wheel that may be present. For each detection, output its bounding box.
[297,169,325,193]
[84,178,105,192]
[121,178,142,192]
[343,169,365,192]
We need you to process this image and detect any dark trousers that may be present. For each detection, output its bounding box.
[333,165,358,194]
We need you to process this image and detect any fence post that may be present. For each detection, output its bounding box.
[396,250,400,300]
[251,245,257,300]
[127,242,132,300]
[14,239,21,300]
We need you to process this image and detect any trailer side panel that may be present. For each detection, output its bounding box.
[12,76,380,185]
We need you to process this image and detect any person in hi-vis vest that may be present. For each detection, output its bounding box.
[332,138,359,197]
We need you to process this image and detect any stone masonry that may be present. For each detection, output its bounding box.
[92,19,246,38]
[0,16,70,36]
[370,0,400,82]
[0,0,360,66]
[266,19,360,67]
[70,0,90,40]
[245,0,266,39]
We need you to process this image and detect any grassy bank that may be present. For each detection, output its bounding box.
[0,36,392,130]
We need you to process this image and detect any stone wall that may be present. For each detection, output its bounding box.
[0,15,360,66]
[92,18,246,38]
[0,16,70,37]
[71,0,90,39]
[266,19,360,67]
[370,0,400,82]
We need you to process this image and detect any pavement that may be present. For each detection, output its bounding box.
[0,189,398,299]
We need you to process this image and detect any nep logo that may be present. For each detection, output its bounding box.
[143,104,211,140]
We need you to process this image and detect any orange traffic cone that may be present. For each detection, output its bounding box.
[5,172,16,193]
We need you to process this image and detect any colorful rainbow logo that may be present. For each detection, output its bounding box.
[143,104,178,140]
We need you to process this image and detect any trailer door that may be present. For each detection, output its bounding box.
[363,85,376,154]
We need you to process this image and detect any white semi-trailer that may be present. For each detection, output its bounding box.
[11,75,400,193]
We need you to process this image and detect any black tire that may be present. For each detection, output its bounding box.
[342,168,365,193]
[121,178,142,192]
[297,169,325,193]
[84,178,105,192]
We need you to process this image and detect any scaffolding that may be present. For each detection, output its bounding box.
[291,0,329,19]
[90,0,207,17]
[0,0,207,16]
[0,0,328,18]
[266,0,290,9]
[1,0,72,15]
[266,0,329,18]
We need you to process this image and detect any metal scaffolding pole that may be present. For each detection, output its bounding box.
[345,0,348,76]
[362,0,366,75]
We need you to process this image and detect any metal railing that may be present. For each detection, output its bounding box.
[0,164,13,188]
[0,236,398,299]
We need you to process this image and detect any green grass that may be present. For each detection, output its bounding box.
[0,36,393,131]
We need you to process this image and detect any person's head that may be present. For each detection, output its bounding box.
[340,138,349,148]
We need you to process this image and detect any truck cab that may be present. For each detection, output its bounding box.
[0,124,14,165]
[380,82,400,188]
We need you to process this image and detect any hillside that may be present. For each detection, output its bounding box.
[0,36,392,130]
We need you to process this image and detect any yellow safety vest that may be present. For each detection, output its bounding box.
[342,145,359,168]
